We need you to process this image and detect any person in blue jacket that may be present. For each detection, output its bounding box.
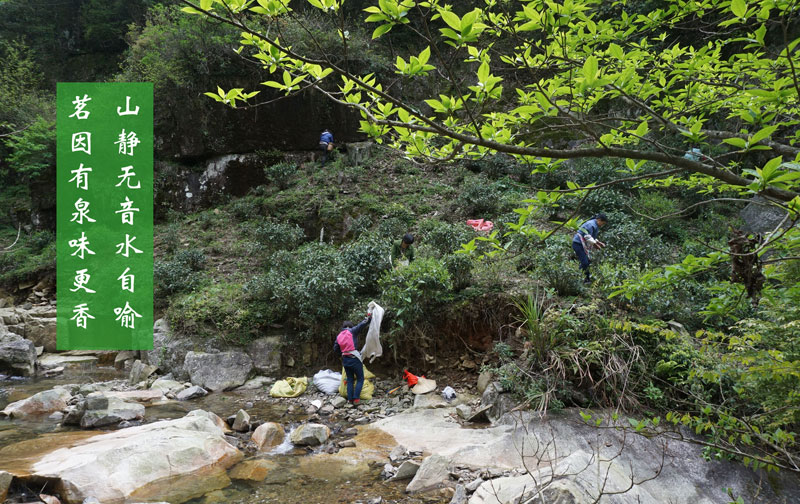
[319,129,334,165]
[572,213,608,284]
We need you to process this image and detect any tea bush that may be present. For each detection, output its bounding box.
[379,257,452,329]
[417,219,473,257]
[341,233,392,293]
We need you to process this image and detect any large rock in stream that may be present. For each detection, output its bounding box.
[0,412,242,504]
[0,331,36,377]
[184,351,253,392]
[364,408,800,503]
[0,388,71,419]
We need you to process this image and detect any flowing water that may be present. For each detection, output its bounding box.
[0,366,440,504]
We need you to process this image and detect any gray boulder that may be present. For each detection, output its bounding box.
[184,351,253,392]
[1,388,71,419]
[252,422,285,451]
[290,423,330,446]
[177,385,208,401]
[128,360,158,385]
[449,484,467,504]
[0,331,36,376]
[0,470,12,502]
[481,381,517,424]
[80,393,145,428]
[740,195,790,234]
[389,460,420,481]
[114,350,138,370]
[141,319,193,380]
[247,336,281,375]
[22,413,242,504]
[232,409,251,432]
[406,454,451,494]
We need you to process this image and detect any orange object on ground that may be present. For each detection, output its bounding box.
[403,369,419,386]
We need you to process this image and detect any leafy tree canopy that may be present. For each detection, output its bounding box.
[183,0,799,298]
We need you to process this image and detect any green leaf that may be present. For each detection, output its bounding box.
[200,0,213,10]
[583,55,598,82]
[372,23,393,39]
[440,9,461,30]
[731,0,747,18]
[180,6,202,14]
[723,137,748,149]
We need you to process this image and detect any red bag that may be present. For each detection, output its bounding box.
[403,369,419,386]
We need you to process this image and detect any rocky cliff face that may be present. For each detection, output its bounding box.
[155,88,364,160]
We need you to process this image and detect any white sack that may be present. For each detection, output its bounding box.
[361,301,384,363]
[313,369,342,394]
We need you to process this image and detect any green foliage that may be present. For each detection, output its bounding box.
[456,174,505,216]
[154,249,206,297]
[264,162,296,190]
[417,219,473,257]
[376,203,415,238]
[442,253,473,291]
[0,230,55,287]
[379,257,452,330]
[3,117,55,179]
[341,233,392,293]
[244,242,354,333]
[531,239,584,296]
[512,288,554,361]
[251,218,305,251]
[167,280,262,344]
[634,192,686,242]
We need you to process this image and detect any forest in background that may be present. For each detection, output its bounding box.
[1,0,799,482]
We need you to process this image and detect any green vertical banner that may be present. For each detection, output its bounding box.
[57,83,154,350]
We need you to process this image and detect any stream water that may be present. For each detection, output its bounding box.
[0,366,437,504]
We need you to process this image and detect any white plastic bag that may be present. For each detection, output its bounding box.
[442,386,456,402]
[313,369,342,394]
[360,301,384,363]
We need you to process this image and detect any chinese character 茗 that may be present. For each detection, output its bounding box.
[70,198,96,225]
[69,163,92,190]
[115,196,139,225]
[71,303,95,329]
[115,165,141,189]
[71,132,91,155]
[115,129,140,156]
[69,94,91,120]
[118,267,135,293]
[117,96,140,116]
[68,231,96,259]
[70,268,96,293]
[114,301,142,329]
[115,234,142,258]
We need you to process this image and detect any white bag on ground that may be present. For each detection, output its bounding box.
[313,369,342,394]
[361,301,384,363]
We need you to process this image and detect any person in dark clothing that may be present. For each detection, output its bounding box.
[572,214,607,284]
[319,129,334,165]
[391,233,415,266]
[333,315,371,405]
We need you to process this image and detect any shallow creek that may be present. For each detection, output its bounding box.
[0,366,440,504]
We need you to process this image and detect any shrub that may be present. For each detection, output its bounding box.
[417,219,473,257]
[456,174,503,216]
[228,197,261,222]
[531,239,584,296]
[443,253,473,291]
[243,242,354,330]
[154,249,205,297]
[264,162,296,190]
[379,257,452,329]
[600,212,672,266]
[634,192,686,241]
[376,203,415,238]
[167,281,263,344]
[341,233,392,293]
[251,219,305,250]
